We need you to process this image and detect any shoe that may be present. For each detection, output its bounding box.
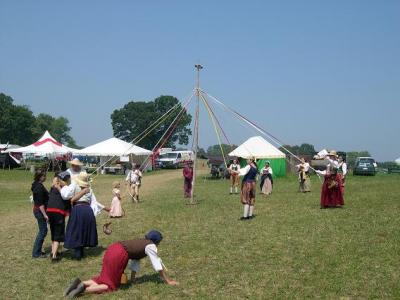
[33,253,48,259]
[51,256,61,263]
[64,278,81,297]
[68,282,85,298]
[240,217,249,221]
[248,215,256,219]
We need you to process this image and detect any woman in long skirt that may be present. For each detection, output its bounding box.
[64,172,98,260]
[260,162,273,195]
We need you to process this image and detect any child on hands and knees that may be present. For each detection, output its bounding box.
[64,230,177,298]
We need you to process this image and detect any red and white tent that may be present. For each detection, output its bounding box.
[4,131,77,156]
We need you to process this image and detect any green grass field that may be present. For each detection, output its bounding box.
[0,166,399,299]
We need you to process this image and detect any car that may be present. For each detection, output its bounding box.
[353,157,377,176]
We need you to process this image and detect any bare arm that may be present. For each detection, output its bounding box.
[158,270,178,286]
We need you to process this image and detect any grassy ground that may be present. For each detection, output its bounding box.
[0,164,399,299]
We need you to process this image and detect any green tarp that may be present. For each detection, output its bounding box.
[239,157,286,178]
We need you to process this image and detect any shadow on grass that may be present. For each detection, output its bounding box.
[57,246,107,260]
[120,273,164,290]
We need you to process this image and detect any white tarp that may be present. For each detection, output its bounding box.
[3,131,77,156]
[74,137,152,157]
[228,136,285,159]
[395,157,400,166]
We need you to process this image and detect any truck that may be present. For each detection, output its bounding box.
[156,150,194,169]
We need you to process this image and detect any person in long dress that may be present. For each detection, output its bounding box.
[296,158,311,193]
[228,159,240,194]
[183,163,193,198]
[260,161,273,195]
[63,172,98,260]
[239,157,258,220]
[109,181,123,218]
[316,151,344,208]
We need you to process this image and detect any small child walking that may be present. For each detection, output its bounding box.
[109,182,123,218]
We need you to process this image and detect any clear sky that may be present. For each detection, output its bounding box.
[1,1,399,161]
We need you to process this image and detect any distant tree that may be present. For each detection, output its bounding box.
[33,113,78,148]
[0,93,36,145]
[280,143,316,156]
[111,95,192,150]
[206,144,237,157]
[197,147,207,158]
[346,151,371,168]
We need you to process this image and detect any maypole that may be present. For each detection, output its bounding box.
[190,64,203,204]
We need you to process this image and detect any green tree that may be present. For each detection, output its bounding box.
[0,93,36,145]
[111,95,192,150]
[280,143,316,156]
[206,144,237,156]
[33,114,78,148]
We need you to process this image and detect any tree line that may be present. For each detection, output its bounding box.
[0,93,78,147]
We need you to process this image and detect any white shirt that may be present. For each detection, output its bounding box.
[61,182,104,216]
[339,162,348,176]
[261,167,273,175]
[66,168,81,179]
[239,165,250,176]
[229,163,240,174]
[296,162,310,172]
[126,170,142,184]
[128,244,163,273]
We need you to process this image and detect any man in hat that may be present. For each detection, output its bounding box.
[67,158,84,178]
[125,163,142,203]
[64,230,178,297]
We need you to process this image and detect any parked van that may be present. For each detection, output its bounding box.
[157,150,194,169]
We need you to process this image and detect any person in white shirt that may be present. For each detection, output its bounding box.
[296,158,311,193]
[337,156,348,192]
[228,159,240,194]
[63,230,178,297]
[66,158,84,179]
[260,161,273,195]
[125,164,143,203]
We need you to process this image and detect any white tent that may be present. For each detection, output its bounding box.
[229,136,285,159]
[4,131,77,156]
[395,157,400,166]
[74,137,152,156]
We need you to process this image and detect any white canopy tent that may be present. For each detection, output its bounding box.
[395,157,400,166]
[229,136,285,159]
[4,131,77,157]
[74,137,152,156]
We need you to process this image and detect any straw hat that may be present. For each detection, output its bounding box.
[69,158,83,166]
[74,172,90,188]
[328,150,338,157]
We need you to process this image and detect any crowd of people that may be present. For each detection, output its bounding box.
[31,158,177,297]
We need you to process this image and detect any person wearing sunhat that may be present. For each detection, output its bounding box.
[64,172,98,260]
[260,161,273,195]
[63,230,178,297]
[67,158,84,178]
[296,158,311,193]
[239,157,258,220]
[316,150,344,208]
[47,171,72,262]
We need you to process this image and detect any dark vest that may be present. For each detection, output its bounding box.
[243,165,258,182]
[120,239,154,260]
[47,187,70,214]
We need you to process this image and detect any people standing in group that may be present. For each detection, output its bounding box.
[228,159,240,194]
[31,169,49,258]
[46,171,71,262]
[109,181,123,218]
[63,230,178,298]
[239,157,258,220]
[183,162,193,198]
[125,164,142,203]
[260,161,273,196]
[337,156,347,193]
[316,151,344,208]
[296,158,311,193]
[63,172,98,260]
[66,158,84,178]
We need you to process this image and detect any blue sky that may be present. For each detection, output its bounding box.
[1,1,399,161]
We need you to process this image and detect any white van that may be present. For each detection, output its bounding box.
[157,150,194,169]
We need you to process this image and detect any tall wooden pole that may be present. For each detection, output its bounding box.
[191,64,203,203]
